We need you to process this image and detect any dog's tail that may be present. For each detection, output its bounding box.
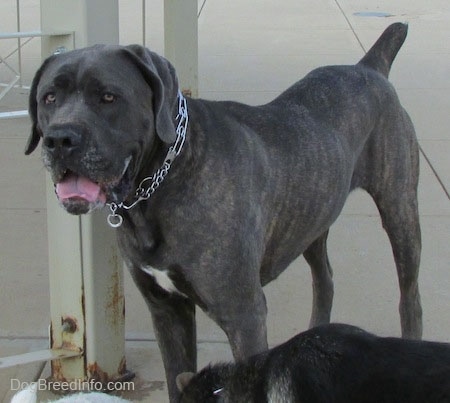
[358,22,408,78]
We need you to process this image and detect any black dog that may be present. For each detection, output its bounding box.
[26,23,421,401]
[177,324,450,403]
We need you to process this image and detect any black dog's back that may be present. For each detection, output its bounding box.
[178,324,450,402]
[317,325,450,402]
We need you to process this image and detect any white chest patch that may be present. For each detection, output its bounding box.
[141,266,186,297]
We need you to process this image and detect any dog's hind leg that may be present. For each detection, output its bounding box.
[303,230,334,328]
[372,189,422,339]
[360,115,422,339]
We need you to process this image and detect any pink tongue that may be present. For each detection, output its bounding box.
[56,174,106,203]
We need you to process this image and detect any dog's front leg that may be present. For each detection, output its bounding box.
[149,295,196,402]
[129,267,196,403]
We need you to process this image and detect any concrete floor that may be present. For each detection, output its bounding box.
[0,0,449,402]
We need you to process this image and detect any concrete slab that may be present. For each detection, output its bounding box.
[420,140,450,192]
[0,0,448,402]
[199,53,359,101]
[0,339,47,403]
[0,209,48,339]
[0,136,46,210]
[33,339,233,403]
[418,153,450,217]
[398,89,450,141]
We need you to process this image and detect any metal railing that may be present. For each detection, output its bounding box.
[0,0,73,119]
[0,29,74,120]
[0,0,31,118]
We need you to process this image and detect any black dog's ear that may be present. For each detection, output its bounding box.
[176,372,195,393]
[122,45,179,143]
[25,55,55,155]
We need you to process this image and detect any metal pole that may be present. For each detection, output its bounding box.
[142,0,146,46]
[16,0,22,87]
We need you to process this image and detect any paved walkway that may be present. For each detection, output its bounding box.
[0,0,449,401]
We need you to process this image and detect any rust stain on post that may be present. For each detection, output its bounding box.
[50,359,67,382]
[60,316,83,352]
[87,361,109,383]
[62,316,78,333]
[182,88,192,97]
[87,357,133,385]
[49,316,83,381]
[117,356,127,375]
[105,269,125,328]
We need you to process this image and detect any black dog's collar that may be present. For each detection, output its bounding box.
[106,91,188,228]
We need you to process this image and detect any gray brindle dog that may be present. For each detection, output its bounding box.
[26,23,422,402]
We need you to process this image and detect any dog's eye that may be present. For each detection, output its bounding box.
[44,93,56,104]
[213,387,224,396]
[101,93,116,103]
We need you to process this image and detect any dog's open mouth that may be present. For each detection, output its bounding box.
[54,157,133,215]
[56,173,107,214]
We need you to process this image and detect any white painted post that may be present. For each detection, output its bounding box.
[40,0,130,386]
[164,0,198,97]
[40,0,119,52]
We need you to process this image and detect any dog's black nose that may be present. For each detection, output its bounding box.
[43,128,81,158]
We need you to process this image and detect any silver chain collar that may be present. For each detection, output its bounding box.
[106,91,188,228]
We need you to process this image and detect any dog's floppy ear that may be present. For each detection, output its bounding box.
[25,55,55,155]
[122,45,179,143]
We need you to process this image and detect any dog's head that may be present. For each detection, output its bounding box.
[177,369,228,403]
[26,44,179,215]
